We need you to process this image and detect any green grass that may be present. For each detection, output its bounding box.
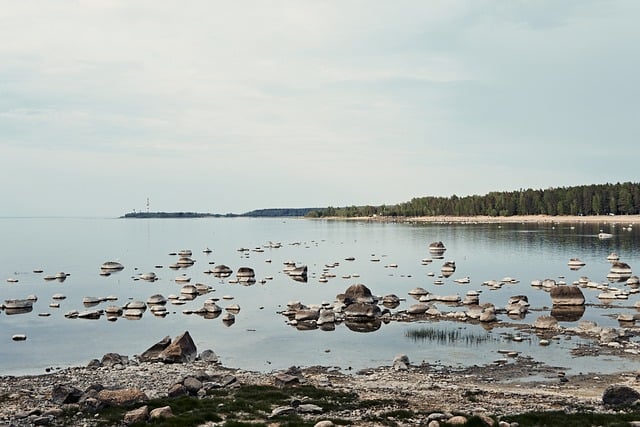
[86,383,396,427]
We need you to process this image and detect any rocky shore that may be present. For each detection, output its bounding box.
[3,331,640,426]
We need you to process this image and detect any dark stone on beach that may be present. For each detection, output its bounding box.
[158,331,197,363]
[51,384,83,404]
[138,335,171,362]
[33,416,51,425]
[87,359,101,369]
[167,383,188,397]
[96,388,148,407]
[101,353,127,368]
[274,373,300,387]
[124,405,149,424]
[199,349,219,363]
[603,384,640,406]
[183,376,203,395]
[150,406,175,420]
[204,374,238,389]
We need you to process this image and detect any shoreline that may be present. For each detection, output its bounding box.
[319,214,640,224]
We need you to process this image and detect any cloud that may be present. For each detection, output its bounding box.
[1,1,639,216]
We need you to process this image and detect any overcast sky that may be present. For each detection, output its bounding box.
[1,1,639,217]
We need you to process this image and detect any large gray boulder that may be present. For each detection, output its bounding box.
[550,285,585,306]
[342,284,376,304]
[138,336,171,362]
[159,331,198,363]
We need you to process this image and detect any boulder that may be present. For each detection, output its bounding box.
[550,285,585,306]
[295,309,320,321]
[138,335,171,362]
[317,309,336,325]
[167,384,188,397]
[274,372,300,387]
[447,415,468,425]
[101,353,127,368]
[533,315,559,330]
[343,284,376,304]
[96,388,148,407]
[150,406,175,420]
[382,294,401,308]
[158,331,197,363]
[343,302,381,319]
[51,384,83,405]
[123,405,148,424]
[183,376,203,395]
[199,349,219,363]
[393,354,410,371]
[407,303,429,315]
[602,384,640,406]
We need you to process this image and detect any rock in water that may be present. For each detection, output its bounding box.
[343,284,376,304]
[159,331,197,363]
[550,285,585,306]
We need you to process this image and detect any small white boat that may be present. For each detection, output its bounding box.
[598,232,613,239]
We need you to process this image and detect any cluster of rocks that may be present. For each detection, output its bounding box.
[279,283,542,332]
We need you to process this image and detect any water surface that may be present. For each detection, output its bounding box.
[0,217,638,375]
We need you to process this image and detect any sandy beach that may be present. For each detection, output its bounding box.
[323,214,640,225]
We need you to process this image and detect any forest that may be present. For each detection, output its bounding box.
[306,182,640,218]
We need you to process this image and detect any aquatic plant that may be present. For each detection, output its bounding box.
[405,326,496,346]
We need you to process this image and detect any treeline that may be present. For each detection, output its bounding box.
[306,182,640,218]
[121,212,233,219]
[242,208,319,217]
[121,208,318,219]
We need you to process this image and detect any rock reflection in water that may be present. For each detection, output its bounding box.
[345,319,382,333]
[551,305,586,322]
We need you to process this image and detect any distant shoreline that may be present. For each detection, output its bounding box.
[319,214,640,224]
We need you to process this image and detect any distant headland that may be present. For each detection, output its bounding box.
[120,208,319,219]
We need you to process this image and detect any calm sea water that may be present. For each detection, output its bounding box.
[1,217,638,376]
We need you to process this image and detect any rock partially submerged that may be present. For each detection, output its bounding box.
[550,285,585,306]
[138,332,197,363]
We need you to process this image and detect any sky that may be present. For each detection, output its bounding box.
[1,1,639,217]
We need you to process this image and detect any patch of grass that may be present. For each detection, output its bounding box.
[90,383,391,427]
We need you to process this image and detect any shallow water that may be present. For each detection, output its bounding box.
[0,217,638,375]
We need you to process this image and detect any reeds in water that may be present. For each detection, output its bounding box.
[405,326,495,346]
